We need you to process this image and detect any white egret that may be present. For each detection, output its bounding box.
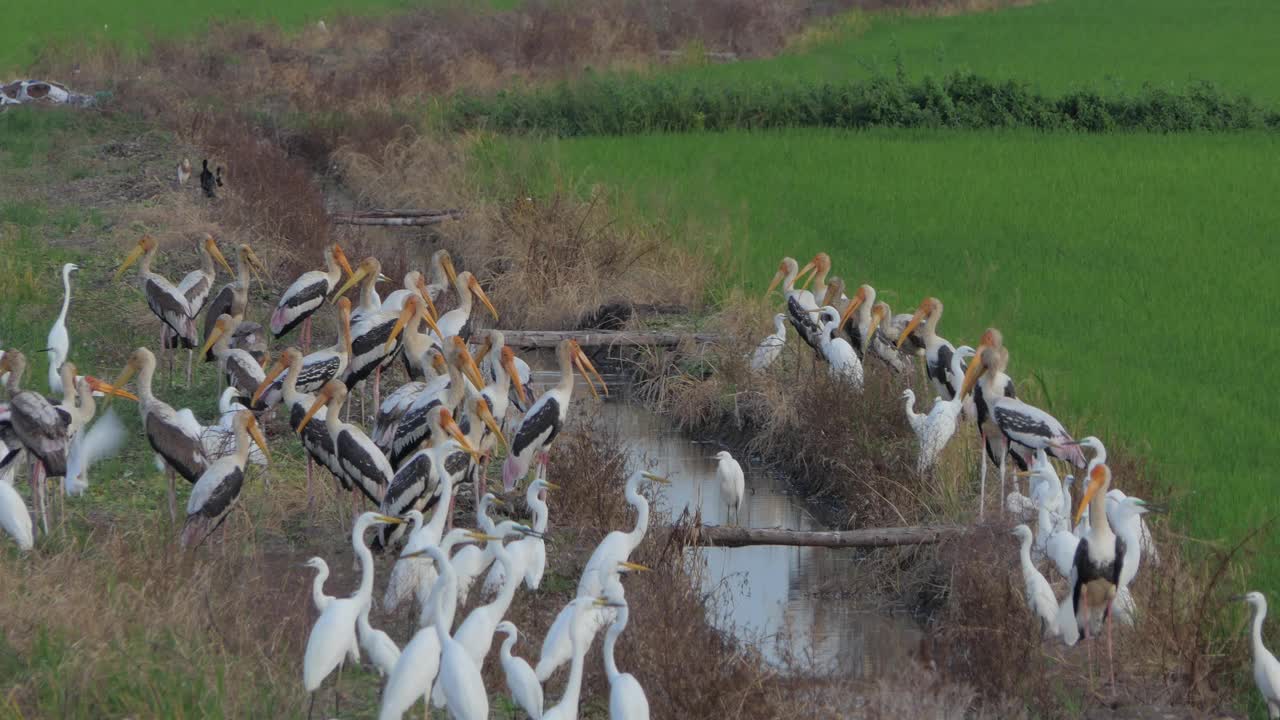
[1235,591,1280,718]
[496,621,543,720]
[539,561,649,682]
[578,472,669,598]
[601,593,650,720]
[1012,524,1059,639]
[712,450,744,525]
[424,543,492,720]
[900,346,972,473]
[0,478,33,551]
[45,262,78,394]
[454,523,544,669]
[542,597,605,720]
[357,604,400,677]
[484,477,557,594]
[303,512,403,714]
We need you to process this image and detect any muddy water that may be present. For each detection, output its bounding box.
[524,363,923,676]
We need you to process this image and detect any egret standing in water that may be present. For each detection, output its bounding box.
[712,450,744,526]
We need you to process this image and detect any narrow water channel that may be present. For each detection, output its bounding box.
[524,362,923,676]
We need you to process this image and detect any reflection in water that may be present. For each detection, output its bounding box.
[524,363,922,676]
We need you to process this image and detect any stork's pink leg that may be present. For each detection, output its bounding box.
[167,466,177,525]
[1082,593,1093,687]
[1106,600,1116,692]
[302,316,312,355]
[978,430,988,521]
[373,367,382,417]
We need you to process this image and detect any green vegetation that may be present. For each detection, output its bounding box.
[0,0,521,73]
[490,127,1280,572]
[447,73,1278,135]
[671,0,1280,101]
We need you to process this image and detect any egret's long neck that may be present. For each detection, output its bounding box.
[311,566,329,607]
[353,523,376,606]
[490,544,521,615]
[429,551,460,637]
[531,496,549,533]
[1018,535,1035,575]
[1253,603,1269,659]
[773,315,786,337]
[625,490,650,553]
[426,475,453,536]
[560,611,589,715]
[57,268,72,326]
[500,634,516,660]
[602,610,626,681]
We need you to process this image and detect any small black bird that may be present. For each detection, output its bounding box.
[200,159,216,198]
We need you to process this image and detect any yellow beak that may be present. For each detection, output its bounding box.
[246,415,271,463]
[245,246,268,282]
[502,350,529,406]
[641,471,671,484]
[331,264,368,304]
[384,299,418,353]
[573,347,608,399]
[469,277,499,322]
[253,355,289,406]
[766,269,785,296]
[1075,473,1104,526]
[619,560,651,572]
[85,377,139,402]
[478,400,507,450]
[454,341,487,390]
[865,310,884,350]
[113,242,147,281]
[837,299,858,331]
[106,361,140,407]
[200,321,226,359]
[296,386,331,433]
[333,245,355,277]
[442,255,458,287]
[542,481,561,491]
[894,308,926,351]
[795,260,817,289]
[208,237,234,276]
[441,410,481,461]
[958,345,989,400]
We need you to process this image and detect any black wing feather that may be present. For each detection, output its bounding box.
[512,398,562,459]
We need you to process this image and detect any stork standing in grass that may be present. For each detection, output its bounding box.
[181,410,270,548]
[766,257,820,351]
[201,243,268,361]
[271,243,353,352]
[895,297,960,400]
[502,339,607,491]
[1069,462,1125,692]
[297,379,391,509]
[113,235,203,384]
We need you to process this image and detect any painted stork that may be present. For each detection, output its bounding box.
[111,347,210,522]
[374,336,483,470]
[201,314,265,402]
[749,313,788,372]
[169,234,233,381]
[254,347,344,508]
[957,331,1033,517]
[456,392,508,505]
[431,270,499,343]
[380,270,439,320]
[475,330,532,419]
[337,260,422,410]
[45,262,78,394]
[1012,524,1060,639]
[958,340,1087,472]
[1069,462,1124,691]
[766,257,820,351]
[253,298,353,411]
[895,297,960,400]
[181,410,270,548]
[297,379,390,506]
[378,406,480,549]
[872,301,925,358]
[797,252,833,310]
[114,235,201,381]
[812,306,863,387]
[201,243,267,359]
[502,338,607,491]
[270,242,353,350]
[424,249,458,303]
[335,256,392,325]
[1235,592,1280,718]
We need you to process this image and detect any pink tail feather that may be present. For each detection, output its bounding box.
[502,453,527,492]
[1053,441,1088,469]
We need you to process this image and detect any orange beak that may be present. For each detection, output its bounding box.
[253,352,291,406]
[894,305,928,351]
[297,384,333,433]
[501,347,528,406]
[85,377,139,402]
[439,408,480,460]
[571,341,608,399]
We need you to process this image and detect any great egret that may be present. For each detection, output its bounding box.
[45,262,78,394]
[357,604,400,677]
[1012,524,1059,639]
[454,523,544,669]
[539,561,648,682]
[712,451,744,525]
[901,346,972,474]
[1235,592,1280,718]
[483,478,556,594]
[377,528,483,720]
[542,597,610,720]
[0,478,33,551]
[448,493,506,607]
[601,593,650,720]
[578,472,669,598]
[496,621,543,720]
[423,542,493,720]
[303,513,403,713]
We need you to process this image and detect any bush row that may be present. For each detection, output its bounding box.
[444,72,1280,135]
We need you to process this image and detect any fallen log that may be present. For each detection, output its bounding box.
[675,524,965,549]
[497,330,718,349]
[330,208,464,226]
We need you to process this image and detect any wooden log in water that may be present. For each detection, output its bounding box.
[497,330,718,349]
[676,524,965,549]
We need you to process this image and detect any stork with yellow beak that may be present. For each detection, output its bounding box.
[374,336,484,470]
[431,270,499,343]
[252,297,354,411]
[335,259,431,412]
[1069,462,1126,692]
[797,252,833,310]
[201,314,265,404]
[767,257,821,351]
[201,243,268,361]
[270,243,354,352]
[895,297,960,400]
[502,339,607,491]
[957,330,1033,517]
[181,410,270,548]
[298,379,391,508]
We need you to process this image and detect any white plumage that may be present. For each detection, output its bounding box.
[712,450,744,525]
[1012,524,1059,638]
[0,479,33,551]
[357,604,400,677]
[1238,592,1280,718]
[497,621,544,720]
[63,406,127,496]
[749,313,787,371]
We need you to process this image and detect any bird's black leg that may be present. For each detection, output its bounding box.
[1106,599,1116,693]
[306,692,315,720]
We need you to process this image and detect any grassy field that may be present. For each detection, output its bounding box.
[489,128,1280,573]
[671,0,1280,101]
[0,0,519,74]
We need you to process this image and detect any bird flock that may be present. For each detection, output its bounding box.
[0,236,662,719]
[753,251,1274,705]
[1,237,1276,715]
